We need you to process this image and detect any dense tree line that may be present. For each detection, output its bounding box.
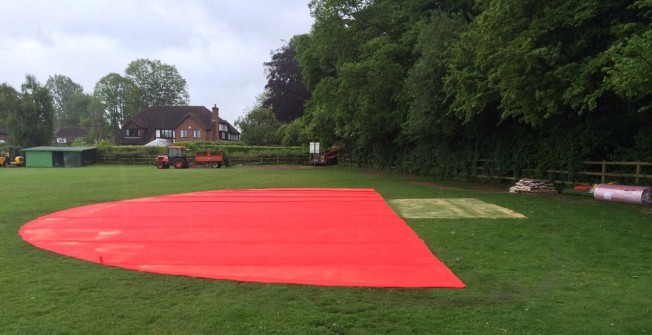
[270,0,651,179]
[0,76,55,147]
[0,59,188,146]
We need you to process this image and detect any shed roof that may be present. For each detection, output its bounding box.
[23,146,97,152]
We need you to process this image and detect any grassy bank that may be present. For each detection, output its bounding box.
[1,165,650,334]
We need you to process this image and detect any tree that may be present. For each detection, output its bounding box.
[0,83,19,128]
[94,73,140,133]
[445,0,640,126]
[125,58,190,108]
[45,74,85,127]
[6,75,54,146]
[605,0,652,112]
[263,40,311,123]
[81,95,109,143]
[235,95,282,145]
[402,12,468,145]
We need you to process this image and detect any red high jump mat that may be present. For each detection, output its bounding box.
[19,188,464,288]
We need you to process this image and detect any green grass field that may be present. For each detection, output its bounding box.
[1,165,650,334]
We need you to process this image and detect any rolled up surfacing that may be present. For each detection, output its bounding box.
[593,184,652,205]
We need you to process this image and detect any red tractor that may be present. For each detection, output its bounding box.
[156,146,223,169]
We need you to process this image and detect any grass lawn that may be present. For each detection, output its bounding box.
[1,165,650,334]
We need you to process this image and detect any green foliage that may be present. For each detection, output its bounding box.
[278,118,311,146]
[93,73,141,133]
[125,58,190,108]
[95,143,305,166]
[93,59,190,138]
[0,83,19,128]
[289,0,652,180]
[80,95,110,143]
[604,0,652,112]
[402,12,469,145]
[45,74,86,127]
[235,106,282,145]
[5,75,55,147]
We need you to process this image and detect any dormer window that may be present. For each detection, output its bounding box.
[125,129,139,137]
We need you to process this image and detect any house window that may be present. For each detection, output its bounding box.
[57,137,67,144]
[125,129,139,137]
[158,129,173,138]
[193,130,201,138]
[219,124,228,132]
[180,130,188,138]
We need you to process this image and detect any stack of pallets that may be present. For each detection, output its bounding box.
[509,178,557,194]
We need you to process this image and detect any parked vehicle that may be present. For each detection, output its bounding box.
[311,148,339,166]
[156,146,223,169]
[0,146,25,167]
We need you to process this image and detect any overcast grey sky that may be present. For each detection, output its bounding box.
[0,0,314,124]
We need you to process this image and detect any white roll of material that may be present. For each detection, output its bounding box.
[593,184,652,205]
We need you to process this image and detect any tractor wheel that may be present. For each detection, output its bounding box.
[156,161,165,169]
[173,157,187,169]
[211,162,220,168]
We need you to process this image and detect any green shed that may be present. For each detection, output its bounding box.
[22,146,97,168]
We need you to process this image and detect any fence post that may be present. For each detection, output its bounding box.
[636,162,641,184]
[601,161,606,183]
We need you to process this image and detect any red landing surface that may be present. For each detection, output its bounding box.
[19,189,465,288]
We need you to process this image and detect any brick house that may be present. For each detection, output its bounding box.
[53,126,88,144]
[114,105,240,145]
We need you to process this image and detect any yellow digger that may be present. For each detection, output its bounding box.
[0,146,25,167]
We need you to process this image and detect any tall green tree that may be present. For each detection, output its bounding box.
[0,83,19,129]
[125,58,190,108]
[402,12,468,145]
[445,0,640,125]
[283,0,652,177]
[7,75,54,146]
[605,0,652,113]
[45,75,85,127]
[80,95,109,143]
[94,73,140,133]
[298,0,445,162]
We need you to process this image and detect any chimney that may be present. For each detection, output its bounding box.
[212,104,220,141]
[212,104,220,121]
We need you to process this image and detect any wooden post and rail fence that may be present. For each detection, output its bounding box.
[96,152,308,166]
[96,151,651,185]
[475,160,652,185]
[339,154,652,185]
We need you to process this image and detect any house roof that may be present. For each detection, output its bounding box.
[221,119,240,135]
[124,106,216,130]
[54,127,87,138]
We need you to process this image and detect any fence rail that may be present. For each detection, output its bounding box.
[229,155,308,166]
[96,152,652,184]
[476,160,652,184]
